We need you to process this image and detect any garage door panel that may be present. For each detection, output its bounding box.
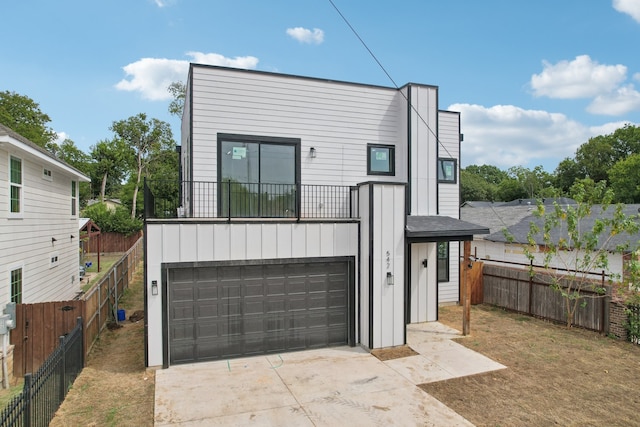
[168,259,351,365]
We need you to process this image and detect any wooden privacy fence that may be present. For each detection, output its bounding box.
[10,237,143,378]
[84,231,143,253]
[482,263,610,332]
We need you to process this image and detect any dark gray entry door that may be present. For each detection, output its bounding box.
[168,260,350,365]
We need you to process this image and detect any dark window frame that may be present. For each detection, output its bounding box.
[216,133,301,217]
[438,158,457,184]
[437,241,449,282]
[367,144,395,176]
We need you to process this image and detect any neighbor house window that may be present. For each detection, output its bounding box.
[438,158,457,183]
[42,168,52,181]
[50,253,60,268]
[218,134,300,217]
[71,181,77,216]
[10,156,23,215]
[437,242,449,282]
[10,267,22,304]
[367,144,395,176]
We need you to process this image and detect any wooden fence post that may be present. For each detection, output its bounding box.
[463,241,471,336]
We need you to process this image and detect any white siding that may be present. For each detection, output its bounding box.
[471,239,623,281]
[409,85,439,216]
[145,220,359,367]
[438,111,460,218]
[438,241,460,303]
[359,183,405,349]
[190,66,407,188]
[0,147,84,304]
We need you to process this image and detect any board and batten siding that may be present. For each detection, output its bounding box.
[145,220,359,367]
[188,66,407,188]
[409,85,439,216]
[357,182,405,349]
[437,111,462,303]
[0,149,82,304]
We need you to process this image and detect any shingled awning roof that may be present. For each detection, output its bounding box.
[406,216,490,242]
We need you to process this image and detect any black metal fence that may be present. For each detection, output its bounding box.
[144,179,358,220]
[0,317,84,427]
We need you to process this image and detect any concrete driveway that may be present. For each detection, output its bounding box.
[154,323,505,426]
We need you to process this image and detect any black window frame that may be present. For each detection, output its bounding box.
[367,144,395,176]
[216,133,301,217]
[438,158,457,184]
[437,241,449,282]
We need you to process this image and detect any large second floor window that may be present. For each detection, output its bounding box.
[218,134,300,217]
[10,156,22,214]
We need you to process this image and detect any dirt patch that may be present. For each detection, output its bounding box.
[371,345,419,361]
[50,264,155,427]
[420,304,640,426]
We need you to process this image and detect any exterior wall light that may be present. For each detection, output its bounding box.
[309,147,317,158]
[386,272,394,286]
[151,280,158,296]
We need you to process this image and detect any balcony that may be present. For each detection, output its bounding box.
[144,180,359,220]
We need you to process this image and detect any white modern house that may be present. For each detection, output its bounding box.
[0,123,90,305]
[144,64,488,368]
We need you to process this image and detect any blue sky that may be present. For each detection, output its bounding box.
[2,0,640,172]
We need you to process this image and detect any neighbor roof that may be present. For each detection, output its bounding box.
[485,204,640,251]
[0,123,90,181]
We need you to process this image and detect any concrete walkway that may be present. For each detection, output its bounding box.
[154,323,505,426]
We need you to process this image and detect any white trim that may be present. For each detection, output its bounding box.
[49,252,60,268]
[8,262,24,305]
[0,134,90,182]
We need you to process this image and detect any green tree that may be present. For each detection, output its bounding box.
[523,181,640,328]
[56,138,93,207]
[90,138,133,202]
[554,157,581,195]
[460,169,494,202]
[81,202,142,236]
[168,81,186,118]
[0,90,57,151]
[110,113,174,218]
[464,164,508,185]
[609,153,640,203]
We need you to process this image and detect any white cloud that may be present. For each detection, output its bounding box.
[448,103,631,170]
[115,52,259,101]
[530,55,627,99]
[587,84,640,115]
[54,131,69,145]
[153,0,176,7]
[286,27,324,44]
[613,0,640,22]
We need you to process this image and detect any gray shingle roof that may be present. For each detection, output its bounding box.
[483,204,640,251]
[406,216,490,240]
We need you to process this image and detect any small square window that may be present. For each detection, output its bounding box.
[367,144,395,176]
[43,168,53,181]
[438,158,457,183]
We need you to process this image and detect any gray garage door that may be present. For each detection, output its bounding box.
[167,259,351,365]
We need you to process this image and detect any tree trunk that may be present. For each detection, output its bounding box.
[100,172,108,202]
[131,161,143,219]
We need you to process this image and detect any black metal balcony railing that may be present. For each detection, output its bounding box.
[144,179,358,220]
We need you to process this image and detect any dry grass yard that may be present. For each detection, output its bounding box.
[423,304,640,426]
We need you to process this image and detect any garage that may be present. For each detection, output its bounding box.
[165,257,355,365]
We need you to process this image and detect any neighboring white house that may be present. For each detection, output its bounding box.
[144,64,488,368]
[461,201,640,282]
[0,123,90,305]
